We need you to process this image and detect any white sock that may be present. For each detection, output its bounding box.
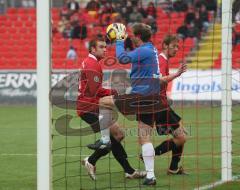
[142,143,155,179]
[99,108,112,144]
[100,128,110,144]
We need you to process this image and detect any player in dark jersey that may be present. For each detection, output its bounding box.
[78,35,146,180]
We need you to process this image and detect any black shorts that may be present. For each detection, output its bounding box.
[155,108,181,135]
[137,108,181,135]
[80,112,100,133]
[114,93,168,115]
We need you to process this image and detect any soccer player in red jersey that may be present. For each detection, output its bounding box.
[153,34,188,175]
[77,36,114,150]
[78,35,146,180]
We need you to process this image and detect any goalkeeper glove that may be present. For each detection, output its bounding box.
[113,23,127,41]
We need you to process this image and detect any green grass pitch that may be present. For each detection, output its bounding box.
[0,105,239,190]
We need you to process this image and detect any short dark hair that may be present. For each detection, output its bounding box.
[88,35,106,53]
[132,23,152,42]
[162,34,179,47]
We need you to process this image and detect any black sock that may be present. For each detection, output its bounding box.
[169,145,183,170]
[154,139,175,156]
[88,148,110,166]
[110,136,135,174]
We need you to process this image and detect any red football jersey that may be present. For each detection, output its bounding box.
[77,54,116,116]
[159,53,169,100]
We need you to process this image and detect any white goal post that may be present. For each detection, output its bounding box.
[221,0,232,182]
[37,0,51,189]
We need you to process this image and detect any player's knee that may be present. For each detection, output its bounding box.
[174,136,186,146]
[180,136,186,145]
[114,130,125,142]
[118,132,125,141]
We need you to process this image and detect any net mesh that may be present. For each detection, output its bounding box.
[1,0,240,189]
[49,0,240,189]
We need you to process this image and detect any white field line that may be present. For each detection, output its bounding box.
[193,175,240,190]
[0,153,240,158]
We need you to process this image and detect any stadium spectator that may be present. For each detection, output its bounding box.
[146,2,157,18]
[66,46,77,60]
[60,5,71,19]
[235,10,240,24]
[62,22,72,38]
[177,23,189,39]
[145,15,158,34]
[71,20,87,39]
[67,0,80,15]
[233,0,240,21]
[173,0,188,12]
[185,6,196,25]
[126,0,133,14]
[129,7,143,25]
[199,4,209,32]
[120,7,130,23]
[205,0,217,13]
[101,2,114,14]
[57,16,70,34]
[194,11,203,32]
[194,0,203,10]
[130,0,139,7]
[86,0,100,11]
[22,0,35,7]
[138,2,147,18]
[160,0,174,12]
[114,2,122,14]
[187,22,200,40]
[0,0,5,13]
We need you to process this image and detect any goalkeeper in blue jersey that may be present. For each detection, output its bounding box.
[98,23,162,185]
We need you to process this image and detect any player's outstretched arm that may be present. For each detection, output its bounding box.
[160,62,187,83]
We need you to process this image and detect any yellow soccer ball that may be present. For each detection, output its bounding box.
[106,23,117,42]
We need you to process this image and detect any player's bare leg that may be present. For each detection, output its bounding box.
[87,96,115,150]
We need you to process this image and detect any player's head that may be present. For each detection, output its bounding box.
[88,35,107,60]
[131,23,152,47]
[162,34,179,58]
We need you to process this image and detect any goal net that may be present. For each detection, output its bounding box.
[34,0,240,189]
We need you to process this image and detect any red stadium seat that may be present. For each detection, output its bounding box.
[25,20,34,27]
[7,27,17,34]
[0,15,7,22]
[8,14,19,21]
[0,27,6,34]
[29,14,36,21]
[0,6,193,70]
[19,14,29,21]
[4,20,12,27]
[26,8,36,15]
[7,8,18,14]
[17,8,28,14]
[19,27,28,33]
[29,27,36,33]
[14,21,23,28]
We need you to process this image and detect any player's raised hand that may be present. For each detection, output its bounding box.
[176,62,187,77]
[113,23,128,41]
